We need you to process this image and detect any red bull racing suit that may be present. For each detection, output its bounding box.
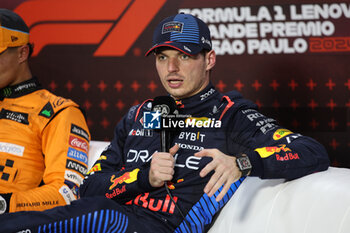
[0,83,329,232]
[0,77,90,213]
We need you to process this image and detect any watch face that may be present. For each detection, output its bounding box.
[238,157,252,170]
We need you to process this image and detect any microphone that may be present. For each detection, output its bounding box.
[152,96,190,230]
[152,96,177,152]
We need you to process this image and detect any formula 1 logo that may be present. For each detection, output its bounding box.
[14,0,166,56]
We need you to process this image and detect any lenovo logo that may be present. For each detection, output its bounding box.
[14,0,166,56]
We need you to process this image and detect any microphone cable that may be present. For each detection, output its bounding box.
[164,183,193,232]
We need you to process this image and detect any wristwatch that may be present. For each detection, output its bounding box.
[235,154,252,177]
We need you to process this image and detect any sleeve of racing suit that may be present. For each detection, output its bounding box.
[79,107,156,203]
[228,103,330,180]
[8,106,90,212]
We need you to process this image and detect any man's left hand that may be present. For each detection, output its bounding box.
[195,149,242,202]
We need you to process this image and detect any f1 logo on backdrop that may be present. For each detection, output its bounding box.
[14,0,166,57]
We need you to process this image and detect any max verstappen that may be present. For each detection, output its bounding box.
[0,13,329,233]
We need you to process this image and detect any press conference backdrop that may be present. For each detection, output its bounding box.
[2,0,349,168]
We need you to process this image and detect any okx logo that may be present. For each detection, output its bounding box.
[14,0,166,56]
[143,111,161,129]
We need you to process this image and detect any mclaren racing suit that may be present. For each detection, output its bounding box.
[0,77,90,213]
[0,83,329,232]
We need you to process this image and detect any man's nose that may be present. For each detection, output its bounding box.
[167,57,179,73]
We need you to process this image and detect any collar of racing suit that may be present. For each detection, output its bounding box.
[174,83,224,116]
[0,77,42,100]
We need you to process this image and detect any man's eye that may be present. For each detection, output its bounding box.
[158,55,166,60]
[181,54,189,59]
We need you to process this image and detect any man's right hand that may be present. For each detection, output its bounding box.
[149,144,179,187]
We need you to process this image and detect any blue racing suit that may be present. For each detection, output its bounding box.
[0,83,329,233]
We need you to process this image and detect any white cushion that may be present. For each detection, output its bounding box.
[209,167,350,233]
[88,140,110,169]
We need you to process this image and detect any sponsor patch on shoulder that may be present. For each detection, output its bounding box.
[255,144,291,158]
[39,102,54,118]
[69,135,88,153]
[70,124,89,141]
[65,170,84,185]
[273,129,293,140]
[67,147,88,164]
[127,105,138,120]
[66,159,88,176]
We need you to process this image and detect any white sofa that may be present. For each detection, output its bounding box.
[89,141,350,233]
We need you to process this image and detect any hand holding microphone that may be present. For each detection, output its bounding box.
[149,144,179,187]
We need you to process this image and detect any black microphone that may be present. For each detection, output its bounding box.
[152,96,177,152]
[152,96,191,230]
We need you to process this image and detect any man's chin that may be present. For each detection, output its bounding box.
[165,88,183,99]
[168,92,185,100]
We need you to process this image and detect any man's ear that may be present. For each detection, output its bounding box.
[205,50,216,71]
[18,45,30,63]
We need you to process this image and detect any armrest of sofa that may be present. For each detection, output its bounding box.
[88,140,110,169]
[208,167,350,233]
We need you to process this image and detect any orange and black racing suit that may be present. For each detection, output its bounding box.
[0,77,90,213]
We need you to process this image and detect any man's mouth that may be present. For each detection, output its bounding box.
[167,78,183,88]
[168,80,182,84]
